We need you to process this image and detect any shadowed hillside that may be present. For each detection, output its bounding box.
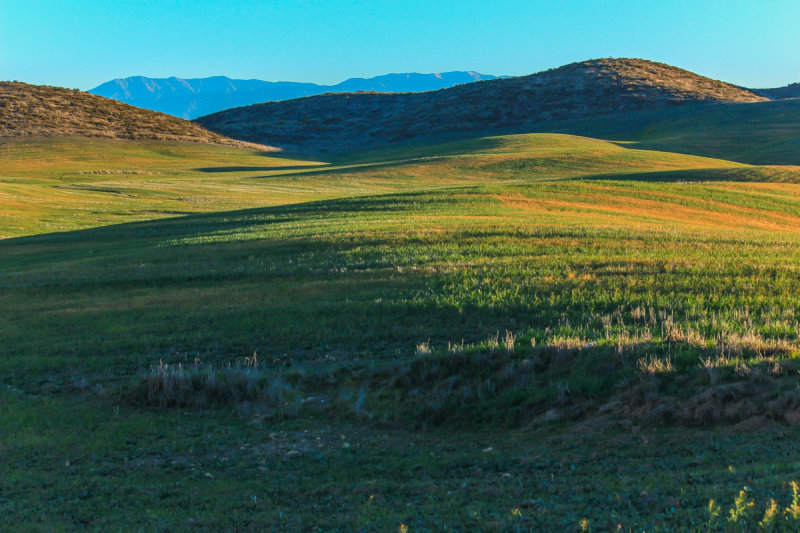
[751,82,800,100]
[196,58,765,155]
[0,81,269,148]
[524,98,800,165]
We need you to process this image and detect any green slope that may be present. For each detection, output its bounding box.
[0,133,754,238]
[538,99,800,165]
[5,177,800,372]
[4,131,800,373]
[6,130,800,529]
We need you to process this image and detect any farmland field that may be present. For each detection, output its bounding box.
[4,132,800,530]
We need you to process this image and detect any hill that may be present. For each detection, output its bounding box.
[522,98,800,165]
[0,81,265,147]
[752,82,800,100]
[195,58,766,155]
[89,71,498,119]
[9,58,800,531]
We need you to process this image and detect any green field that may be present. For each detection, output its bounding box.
[0,133,750,238]
[5,130,800,530]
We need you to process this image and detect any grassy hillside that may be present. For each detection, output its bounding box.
[196,58,765,154]
[539,98,800,166]
[6,176,800,371]
[6,131,800,529]
[0,137,320,237]
[5,171,800,528]
[0,133,745,238]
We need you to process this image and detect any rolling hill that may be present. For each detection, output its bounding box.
[195,58,766,155]
[0,81,266,147]
[5,129,800,528]
[89,71,498,119]
[0,133,749,238]
[515,97,800,165]
[8,56,800,530]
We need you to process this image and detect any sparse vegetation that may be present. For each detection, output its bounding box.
[129,356,298,412]
[0,81,265,147]
[415,341,432,356]
[197,57,765,154]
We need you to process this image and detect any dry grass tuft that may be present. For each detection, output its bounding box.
[416,341,432,357]
[638,355,674,377]
[448,339,465,355]
[503,330,517,354]
[131,355,296,409]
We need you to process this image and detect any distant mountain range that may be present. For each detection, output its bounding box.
[89,72,499,119]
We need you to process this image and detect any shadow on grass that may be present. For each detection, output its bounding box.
[575,166,800,183]
[194,165,328,173]
[0,189,441,250]
[240,157,460,180]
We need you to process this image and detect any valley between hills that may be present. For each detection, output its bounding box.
[4,58,800,530]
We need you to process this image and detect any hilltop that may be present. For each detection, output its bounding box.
[90,71,498,119]
[0,81,267,147]
[196,58,766,154]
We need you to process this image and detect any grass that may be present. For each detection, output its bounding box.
[538,99,800,166]
[6,179,800,367]
[5,130,800,528]
[0,133,746,238]
[5,388,800,530]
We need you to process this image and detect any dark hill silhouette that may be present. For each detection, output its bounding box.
[751,82,800,100]
[0,81,267,147]
[89,72,497,119]
[195,58,766,155]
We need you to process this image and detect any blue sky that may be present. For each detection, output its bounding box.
[2,0,799,90]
